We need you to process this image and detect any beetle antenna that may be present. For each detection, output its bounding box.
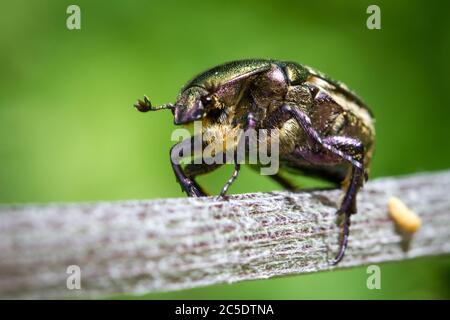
[134,95,174,112]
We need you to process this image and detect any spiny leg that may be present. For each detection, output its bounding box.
[185,152,236,198]
[321,136,365,264]
[279,103,365,201]
[217,113,257,198]
[292,136,365,211]
[170,136,206,197]
[266,104,365,263]
[293,139,364,263]
[293,137,364,263]
[326,136,365,215]
[184,162,224,196]
[280,103,363,169]
[218,163,240,197]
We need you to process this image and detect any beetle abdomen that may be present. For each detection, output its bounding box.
[305,74,375,138]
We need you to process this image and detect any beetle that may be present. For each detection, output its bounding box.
[134,59,375,264]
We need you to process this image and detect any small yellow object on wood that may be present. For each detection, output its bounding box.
[388,196,421,233]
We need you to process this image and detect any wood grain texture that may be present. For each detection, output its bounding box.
[0,170,449,299]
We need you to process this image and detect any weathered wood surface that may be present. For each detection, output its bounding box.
[0,170,449,299]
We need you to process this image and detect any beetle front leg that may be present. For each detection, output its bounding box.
[170,136,206,197]
[184,162,224,196]
[185,162,223,180]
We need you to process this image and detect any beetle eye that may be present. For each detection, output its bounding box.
[202,95,212,106]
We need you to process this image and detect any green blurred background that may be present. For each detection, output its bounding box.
[1,0,449,299]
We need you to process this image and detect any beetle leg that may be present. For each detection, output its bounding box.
[218,163,240,198]
[280,104,363,170]
[292,136,364,213]
[170,136,206,197]
[320,136,364,264]
[294,137,364,264]
[217,113,257,198]
[185,162,223,179]
[184,162,224,196]
[293,138,364,264]
[322,136,365,214]
[334,170,362,264]
[268,104,365,263]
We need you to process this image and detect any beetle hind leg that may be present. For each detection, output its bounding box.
[184,162,224,196]
[321,136,365,264]
[269,104,366,263]
[322,136,365,214]
[333,164,364,264]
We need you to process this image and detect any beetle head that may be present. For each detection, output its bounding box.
[134,86,211,125]
[173,86,210,125]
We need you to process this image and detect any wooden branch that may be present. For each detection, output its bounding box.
[1,170,449,299]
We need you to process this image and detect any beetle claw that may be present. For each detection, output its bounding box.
[216,194,230,201]
[178,180,206,197]
[186,184,204,197]
[332,212,351,265]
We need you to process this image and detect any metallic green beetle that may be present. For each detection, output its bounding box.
[135,59,375,264]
